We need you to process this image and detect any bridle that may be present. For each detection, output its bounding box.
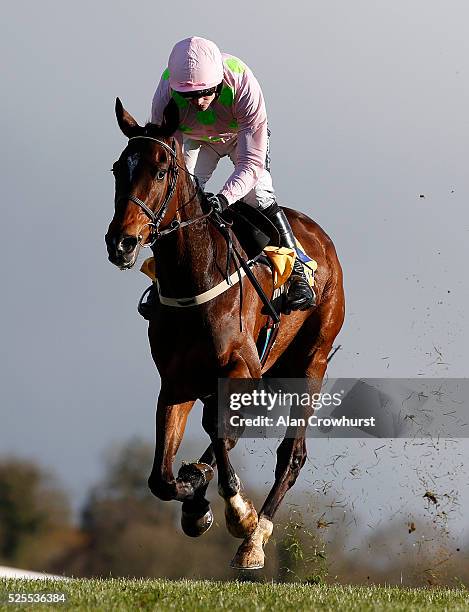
[115,135,212,248]
[113,135,280,325]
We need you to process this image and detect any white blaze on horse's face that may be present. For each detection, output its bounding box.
[127,152,139,181]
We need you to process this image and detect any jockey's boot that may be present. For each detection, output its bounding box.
[263,202,316,312]
[138,283,158,320]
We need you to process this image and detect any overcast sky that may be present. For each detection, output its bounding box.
[1,0,468,544]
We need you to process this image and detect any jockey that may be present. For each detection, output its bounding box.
[142,36,315,317]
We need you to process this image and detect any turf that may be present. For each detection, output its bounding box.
[0,578,467,611]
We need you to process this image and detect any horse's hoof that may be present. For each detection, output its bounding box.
[230,541,265,570]
[225,493,258,539]
[181,502,213,538]
[230,516,273,569]
[177,462,214,487]
[196,462,215,483]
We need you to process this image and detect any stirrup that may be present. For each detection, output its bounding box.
[138,284,158,320]
[287,280,315,310]
[284,261,316,313]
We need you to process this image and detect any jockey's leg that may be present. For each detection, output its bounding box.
[242,168,276,209]
[183,137,221,187]
[263,202,316,311]
[227,139,315,311]
[227,140,275,210]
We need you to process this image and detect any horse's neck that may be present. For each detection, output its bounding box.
[153,177,221,297]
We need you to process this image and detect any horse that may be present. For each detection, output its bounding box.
[105,98,345,569]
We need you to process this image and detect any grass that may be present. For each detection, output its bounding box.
[0,578,468,611]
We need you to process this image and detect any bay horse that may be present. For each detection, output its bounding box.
[105,98,345,569]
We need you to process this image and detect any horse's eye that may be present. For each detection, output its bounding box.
[156,170,167,181]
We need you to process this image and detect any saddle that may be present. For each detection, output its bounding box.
[221,201,280,258]
[221,201,316,289]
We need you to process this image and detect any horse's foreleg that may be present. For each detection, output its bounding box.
[230,425,309,569]
[231,344,331,569]
[178,440,217,536]
[148,398,215,537]
[198,442,216,466]
[202,377,259,541]
[178,461,215,537]
[178,406,252,538]
[148,399,211,501]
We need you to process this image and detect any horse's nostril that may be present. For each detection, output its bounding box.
[119,236,138,254]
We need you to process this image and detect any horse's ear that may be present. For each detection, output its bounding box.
[115,97,141,138]
[160,98,180,137]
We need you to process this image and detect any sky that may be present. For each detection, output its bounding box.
[1,0,468,544]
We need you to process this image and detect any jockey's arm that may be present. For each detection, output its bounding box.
[219,72,268,205]
[151,74,171,124]
[151,77,184,146]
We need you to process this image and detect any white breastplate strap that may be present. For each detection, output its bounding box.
[156,265,252,308]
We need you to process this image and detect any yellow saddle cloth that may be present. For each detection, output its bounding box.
[141,241,317,291]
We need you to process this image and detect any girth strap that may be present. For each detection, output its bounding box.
[156,265,252,307]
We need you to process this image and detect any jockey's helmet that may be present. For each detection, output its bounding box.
[168,37,224,94]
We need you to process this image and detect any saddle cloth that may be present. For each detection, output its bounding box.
[140,240,317,290]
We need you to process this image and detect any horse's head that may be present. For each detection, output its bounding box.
[105,98,179,269]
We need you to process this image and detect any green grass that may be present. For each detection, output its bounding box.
[0,578,468,611]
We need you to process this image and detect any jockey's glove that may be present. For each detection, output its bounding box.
[208,193,229,213]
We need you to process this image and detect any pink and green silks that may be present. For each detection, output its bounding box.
[151,37,268,205]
